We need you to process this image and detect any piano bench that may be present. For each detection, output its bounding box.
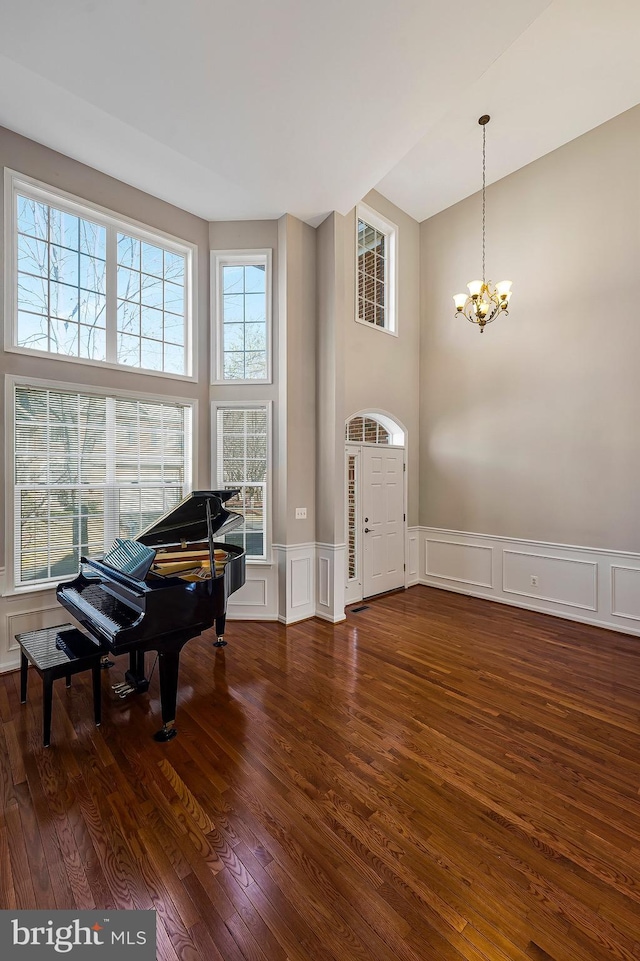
[16,624,106,748]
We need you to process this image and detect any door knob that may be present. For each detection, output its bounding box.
[364,527,373,533]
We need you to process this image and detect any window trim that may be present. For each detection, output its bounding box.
[210,249,273,385]
[4,168,198,381]
[211,400,273,565]
[354,203,398,337]
[4,373,197,596]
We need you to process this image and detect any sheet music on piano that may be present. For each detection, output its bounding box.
[101,538,157,580]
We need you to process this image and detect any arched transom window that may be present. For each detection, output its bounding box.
[345,413,405,446]
[345,415,390,445]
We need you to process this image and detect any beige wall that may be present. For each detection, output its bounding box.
[345,189,421,526]
[278,214,316,544]
[315,192,421,551]
[315,213,346,546]
[420,105,640,552]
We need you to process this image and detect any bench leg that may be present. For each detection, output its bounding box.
[92,662,102,727]
[66,671,72,688]
[43,672,53,748]
[20,652,28,704]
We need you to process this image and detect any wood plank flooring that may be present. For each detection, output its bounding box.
[1,585,640,960]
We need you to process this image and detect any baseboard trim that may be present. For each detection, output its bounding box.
[418,578,640,638]
[313,611,347,624]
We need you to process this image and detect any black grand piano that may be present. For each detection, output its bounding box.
[56,490,246,741]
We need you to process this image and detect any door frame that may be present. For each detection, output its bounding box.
[345,414,408,605]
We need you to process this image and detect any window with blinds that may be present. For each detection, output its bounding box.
[14,385,192,586]
[215,405,269,559]
[356,204,397,334]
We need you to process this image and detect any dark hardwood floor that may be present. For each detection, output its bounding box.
[1,585,640,961]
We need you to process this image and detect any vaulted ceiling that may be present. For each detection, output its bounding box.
[1,0,639,224]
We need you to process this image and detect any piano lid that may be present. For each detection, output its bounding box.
[136,490,243,548]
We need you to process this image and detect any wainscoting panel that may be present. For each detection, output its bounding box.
[503,550,597,611]
[290,555,313,612]
[230,577,268,608]
[406,528,419,587]
[418,528,640,638]
[316,544,347,623]
[426,538,493,589]
[225,563,279,621]
[1,584,71,673]
[7,606,66,649]
[273,543,316,624]
[318,557,331,609]
[611,565,640,621]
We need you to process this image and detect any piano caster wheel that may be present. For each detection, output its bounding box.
[100,657,115,670]
[213,637,227,648]
[154,724,177,742]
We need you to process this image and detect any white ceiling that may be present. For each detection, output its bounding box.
[0,0,638,225]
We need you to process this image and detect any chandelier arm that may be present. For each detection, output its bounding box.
[485,303,499,325]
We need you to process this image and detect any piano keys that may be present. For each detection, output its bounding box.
[56,490,246,741]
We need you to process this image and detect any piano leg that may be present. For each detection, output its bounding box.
[153,649,180,742]
[213,613,227,648]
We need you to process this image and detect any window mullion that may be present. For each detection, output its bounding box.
[105,225,118,363]
[243,413,248,552]
[183,408,191,497]
[104,397,118,549]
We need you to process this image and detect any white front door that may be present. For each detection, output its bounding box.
[362,446,405,597]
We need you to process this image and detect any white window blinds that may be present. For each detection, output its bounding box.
[14,385,192,586]
[215,406,268,559]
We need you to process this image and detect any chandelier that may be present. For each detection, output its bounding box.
[453,115,512,333]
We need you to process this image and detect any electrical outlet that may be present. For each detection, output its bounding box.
[530,575,538,587]
[295,507,307,520]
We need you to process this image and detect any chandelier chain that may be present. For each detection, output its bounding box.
[482,121,486,284]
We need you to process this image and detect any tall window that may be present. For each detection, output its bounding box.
[211,250,271,383]
[13,383,192,587]
[7,172,194,377]
[356,205,397,334]
[214,405,269,560]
